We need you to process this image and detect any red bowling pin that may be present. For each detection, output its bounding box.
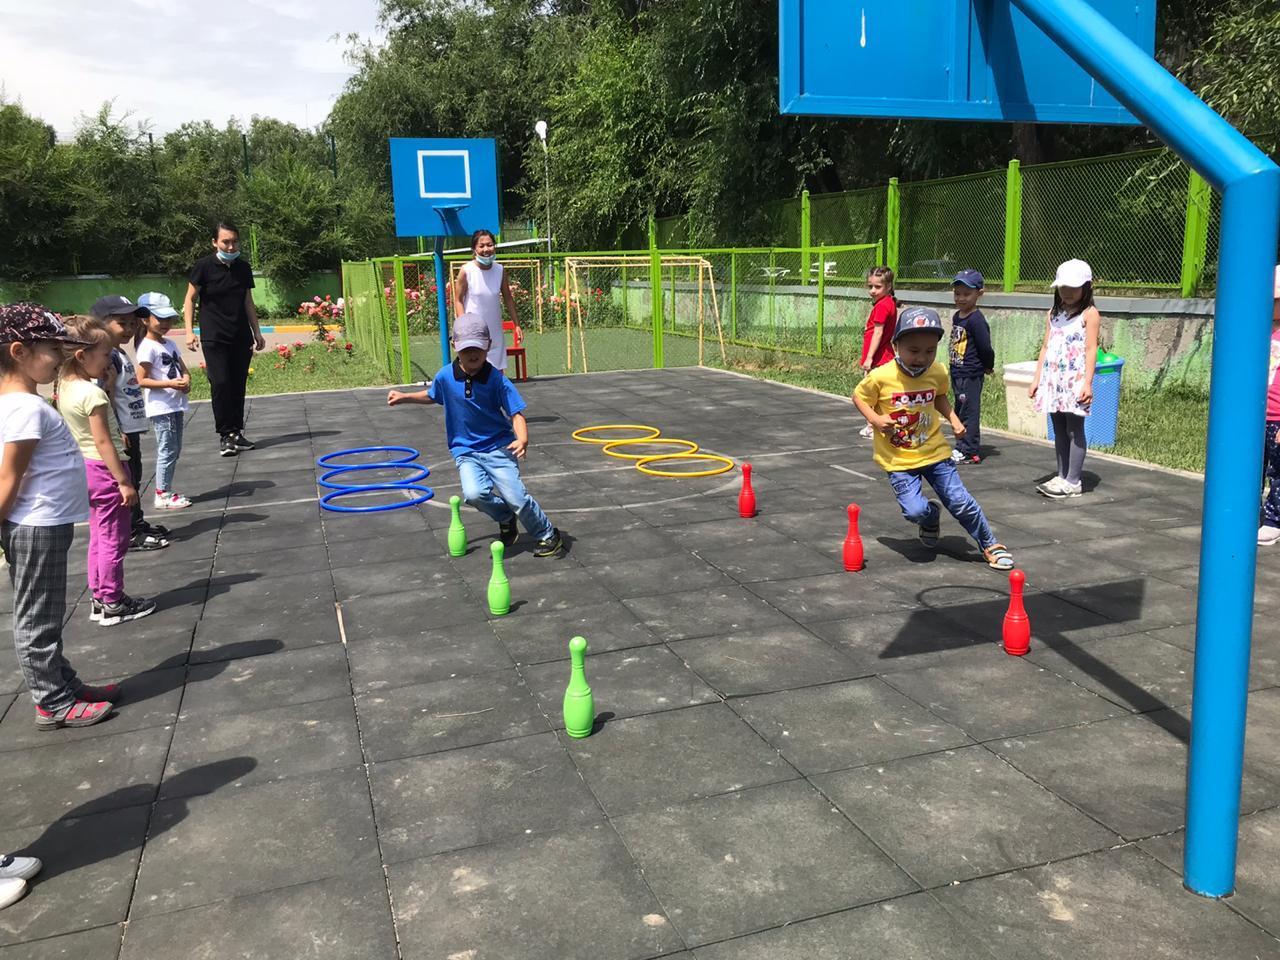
[738,463,757,518]
[1002,569,1031,656]
[842,503,864,572]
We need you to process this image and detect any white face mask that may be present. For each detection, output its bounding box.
[894,356,929,378]
[216,249,240,263]
[475,254,494,267]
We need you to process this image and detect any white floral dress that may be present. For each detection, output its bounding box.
[1034,309,1090,417]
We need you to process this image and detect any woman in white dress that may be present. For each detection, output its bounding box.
[451,229,520,372]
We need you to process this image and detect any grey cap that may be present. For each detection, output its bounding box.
[892,305,945,342]
[451,313,491,352]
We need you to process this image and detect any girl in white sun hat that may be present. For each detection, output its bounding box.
[1257,265,1280,546]
[1029,258,1101,498]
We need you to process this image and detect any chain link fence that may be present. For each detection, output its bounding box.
[899,170,1007,285]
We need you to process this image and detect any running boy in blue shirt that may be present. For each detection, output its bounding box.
[948,269,995,465]
[386,313,563,557]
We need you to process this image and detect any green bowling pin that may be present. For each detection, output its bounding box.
[487,541,510,616]
[563,636,594,738]
[447,495,466,557]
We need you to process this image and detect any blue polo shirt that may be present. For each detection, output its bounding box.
[426,359,526,455]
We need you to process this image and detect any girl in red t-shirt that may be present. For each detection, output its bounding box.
[858,267,899,437]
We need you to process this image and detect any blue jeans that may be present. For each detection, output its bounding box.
[151,412,185,492]
[887,458,997,551]
[455,448,555,541]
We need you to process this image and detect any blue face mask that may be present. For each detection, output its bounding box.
[216,249,240,263]
[895,356,929,378]
[475,254,494,267]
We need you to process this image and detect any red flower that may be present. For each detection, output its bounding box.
[344,343,353,352]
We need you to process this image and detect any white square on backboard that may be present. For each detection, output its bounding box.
[418,150,472,199]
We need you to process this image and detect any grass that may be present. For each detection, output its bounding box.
[187,340,391,400]
[733,359,1210,474]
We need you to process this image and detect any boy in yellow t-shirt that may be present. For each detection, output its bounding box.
[853,306,1014,571]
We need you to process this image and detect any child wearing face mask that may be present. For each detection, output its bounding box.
[853,306,1014,571]
[451,229,520,374]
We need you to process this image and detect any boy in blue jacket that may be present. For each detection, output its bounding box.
[387,313,563,557]
[948,269,996,464]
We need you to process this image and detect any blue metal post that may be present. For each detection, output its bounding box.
[434,237,451,368]
[1013,0,1280,897]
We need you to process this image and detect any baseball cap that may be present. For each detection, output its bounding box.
[892,305,945,343]
[1051,259,1093,288]
[451,313,491,352]
[0,303,92,346]
[89,295,149,319]
[953,269,984,289]
[137,291,179,319]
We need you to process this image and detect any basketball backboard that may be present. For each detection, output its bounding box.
[779,0,1155,124]
[388,137,501,238]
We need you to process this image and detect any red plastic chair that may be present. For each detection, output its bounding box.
[504,320,528,381]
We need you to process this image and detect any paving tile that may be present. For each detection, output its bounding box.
[0,806,146,946]
[816,745,1120,886]
[567,524,686,565]
[211,540,330,579]
[744,572,916,623]
[808,607,999,675]
[346,621,514,692]
[614,780,917,947]
[0,726,170,829]
[992,711,1278,839]
[132,767,379,918]
[120,871,397,960]
[0,925,122,959]
[490,601,662,664]
[589,552,733,599]
[356,669,548,763]
[388,826,682,960]
[58,619,195,679]
[1027,632,1196,712]
[338,585,487,639]
[1050,576,1196,632]
[732,677,972,775]
[564,703,793,814]
[623,586,794,641]
[483,564,617,618]
[690,892,993,960]
[669,626,867,696]
[370,731,601,862]
[934,846,1280,960]
[696,541,842,584]
[197,571,339,646]
[162,695,361,798]
[0,668,184,753]
[883,655,1124,741]
[181,643,351,719]
[1139,806,1280,937]
[522,644,718,729]
[330,555,457,602]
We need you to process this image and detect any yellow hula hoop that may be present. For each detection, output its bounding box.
[571,424,661,444]
[601,438,699,461]
[635,453,736,478]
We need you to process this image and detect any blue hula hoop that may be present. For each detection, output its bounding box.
[316,445,419,469]
[318,462,431,490]
[320,483,434,513]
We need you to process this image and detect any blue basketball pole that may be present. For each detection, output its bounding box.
[1011,0,1280,897]
[433,236,451,366]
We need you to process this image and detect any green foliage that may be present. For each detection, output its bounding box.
[1193,0,1280,155]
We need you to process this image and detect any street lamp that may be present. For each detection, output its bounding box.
[535,119,551,255]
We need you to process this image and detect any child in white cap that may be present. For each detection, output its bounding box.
[1030,259,1102,498]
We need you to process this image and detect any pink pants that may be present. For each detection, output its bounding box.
[85,459,130,605]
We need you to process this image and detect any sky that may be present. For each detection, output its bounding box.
[0,0,383,138]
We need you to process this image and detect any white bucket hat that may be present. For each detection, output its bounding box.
[1051,259,1093,288]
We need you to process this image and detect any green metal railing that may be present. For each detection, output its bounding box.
[652,149,1221,296]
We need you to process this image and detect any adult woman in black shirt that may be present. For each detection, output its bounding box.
[183,221,266,457]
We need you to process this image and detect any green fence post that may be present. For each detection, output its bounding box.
[393,257,411,383]
[816,244,826,355]
[876,240,885,267]
[801,189,812,283]
[250,224,260,266]
[417,237,426,255]
[649,215,664,368]
[1181,168,1212,298]
[730,251,738,342]
[886,178,900,275]
[1002,159,1022,293]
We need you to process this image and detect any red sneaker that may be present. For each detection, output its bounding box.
[34,700,113,730]
[76,683,123,703]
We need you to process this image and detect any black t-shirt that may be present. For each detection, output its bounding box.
[188,254,255,344]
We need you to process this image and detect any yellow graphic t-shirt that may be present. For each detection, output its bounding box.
[854,361,952,471]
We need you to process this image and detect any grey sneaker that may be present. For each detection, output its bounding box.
[0,855,41,882]
[100,595,157,627]
[89,598,103,622]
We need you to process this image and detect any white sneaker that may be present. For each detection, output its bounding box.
[1259,526,1280,546]
[0,855,40,881]
[1039,477,1082,499]
[950,448,965,463]
[1036,476,1067,497]
[154,492,191,510]
[859,424,875,439]
[0,877,26,910]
